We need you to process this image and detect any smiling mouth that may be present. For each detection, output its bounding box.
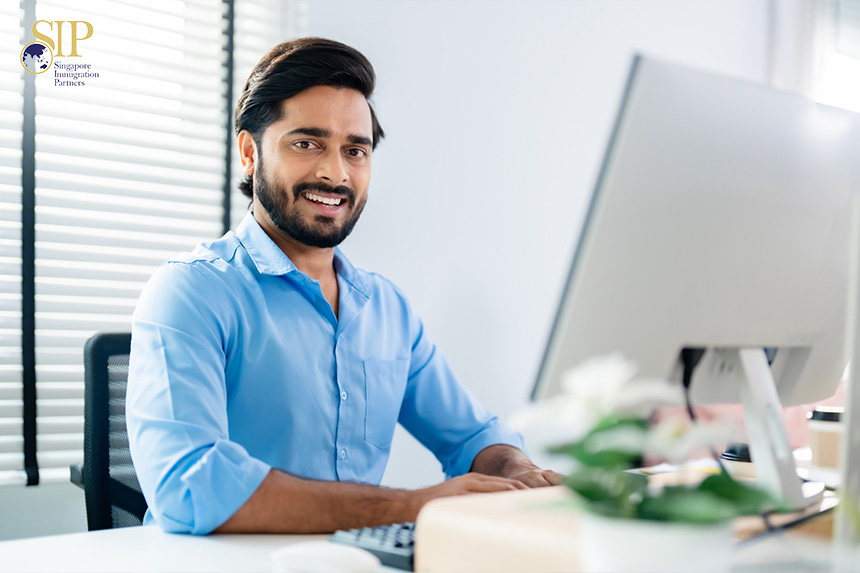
[302,191,344,207]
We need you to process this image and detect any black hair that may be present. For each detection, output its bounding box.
[234,37,384,198]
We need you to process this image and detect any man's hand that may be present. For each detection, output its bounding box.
[505,466,564,487]
[470,444,564,487]
[405,472,530,519]
[413,472,527,505]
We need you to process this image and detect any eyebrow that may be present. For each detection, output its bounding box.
[287,127,372,147]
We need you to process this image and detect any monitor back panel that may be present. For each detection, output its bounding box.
[534,56,860,405]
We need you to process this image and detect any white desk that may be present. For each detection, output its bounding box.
[0,526,330,573]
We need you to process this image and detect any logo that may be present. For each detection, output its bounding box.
[21,41,53,74]
[32,20,93,57]
[20,20,98,86]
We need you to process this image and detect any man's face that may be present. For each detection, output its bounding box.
[248,85,373,249]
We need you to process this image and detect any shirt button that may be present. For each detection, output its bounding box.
[340,449,347,460]
[341,390,348,400]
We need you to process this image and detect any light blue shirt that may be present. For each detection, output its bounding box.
[127,213,524,534]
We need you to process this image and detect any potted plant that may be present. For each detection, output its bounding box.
[513,354,778,573]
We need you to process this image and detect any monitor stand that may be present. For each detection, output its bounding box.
[729,348,825,510]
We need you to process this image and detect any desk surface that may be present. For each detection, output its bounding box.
[0,525,332,573]
[0,488,843,573]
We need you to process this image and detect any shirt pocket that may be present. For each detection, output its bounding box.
[363,358,409,449]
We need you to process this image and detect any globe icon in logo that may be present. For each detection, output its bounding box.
[21,41,53,74]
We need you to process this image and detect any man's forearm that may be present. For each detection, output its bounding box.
[215,469,417,533]
[214,467,528,534]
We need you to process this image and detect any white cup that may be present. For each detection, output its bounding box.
[807,406,843,472]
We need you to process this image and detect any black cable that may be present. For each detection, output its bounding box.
[679,347,727,474]
[681,348,705,422]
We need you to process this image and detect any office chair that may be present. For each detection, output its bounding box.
[70,332,148,530]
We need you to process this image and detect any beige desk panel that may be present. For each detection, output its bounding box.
[415,486,580,573]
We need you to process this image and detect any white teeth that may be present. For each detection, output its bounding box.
[304,192,343,206]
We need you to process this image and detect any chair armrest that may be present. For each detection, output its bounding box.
[70,464,84,489]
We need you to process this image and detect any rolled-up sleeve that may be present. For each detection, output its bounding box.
[127,262,270,535]
[396,305,525,478]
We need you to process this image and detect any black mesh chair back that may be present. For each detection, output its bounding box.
[82,332,147,529]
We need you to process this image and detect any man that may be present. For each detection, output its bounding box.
[127,37,560,536]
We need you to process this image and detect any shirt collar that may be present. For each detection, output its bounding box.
[235,212,371,298]
[333,247,370,300]
[236,212,297,276]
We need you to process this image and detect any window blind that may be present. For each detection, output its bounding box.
[0,4,24,486]
[31,0,228,483]
[229,0,308,229]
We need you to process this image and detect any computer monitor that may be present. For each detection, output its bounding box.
[532,55,860,509]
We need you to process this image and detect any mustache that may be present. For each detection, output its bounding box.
[293,181,355,203]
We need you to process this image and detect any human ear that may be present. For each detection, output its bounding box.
[237,130,257,175]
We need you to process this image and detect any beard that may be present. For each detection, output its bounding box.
[254,161,366,249]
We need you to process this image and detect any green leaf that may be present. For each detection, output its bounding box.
[577,440,642,469]
[564,468,648,519]
[637,488,736,524]
[584,499,629,519]
[548,416,648,470]
[590,415,649,434]
[546,442,580,457]
[698,472,779,515]
[564,470,611,502]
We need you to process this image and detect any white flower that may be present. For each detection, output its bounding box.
[512,354,637,441]
[509,391,592,449]
[559,352,639,408]
[512,353,690,454]
[511,355,637,437]
[645,417,730,464]
[584,424,648,455]
[513,353,683,426]
[559,353,683,416]
[611,377,684,418]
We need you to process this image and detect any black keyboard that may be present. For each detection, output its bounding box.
[330,521,415,571]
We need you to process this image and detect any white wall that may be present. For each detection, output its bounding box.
[307,0,771,488]
[0,482,86,541]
